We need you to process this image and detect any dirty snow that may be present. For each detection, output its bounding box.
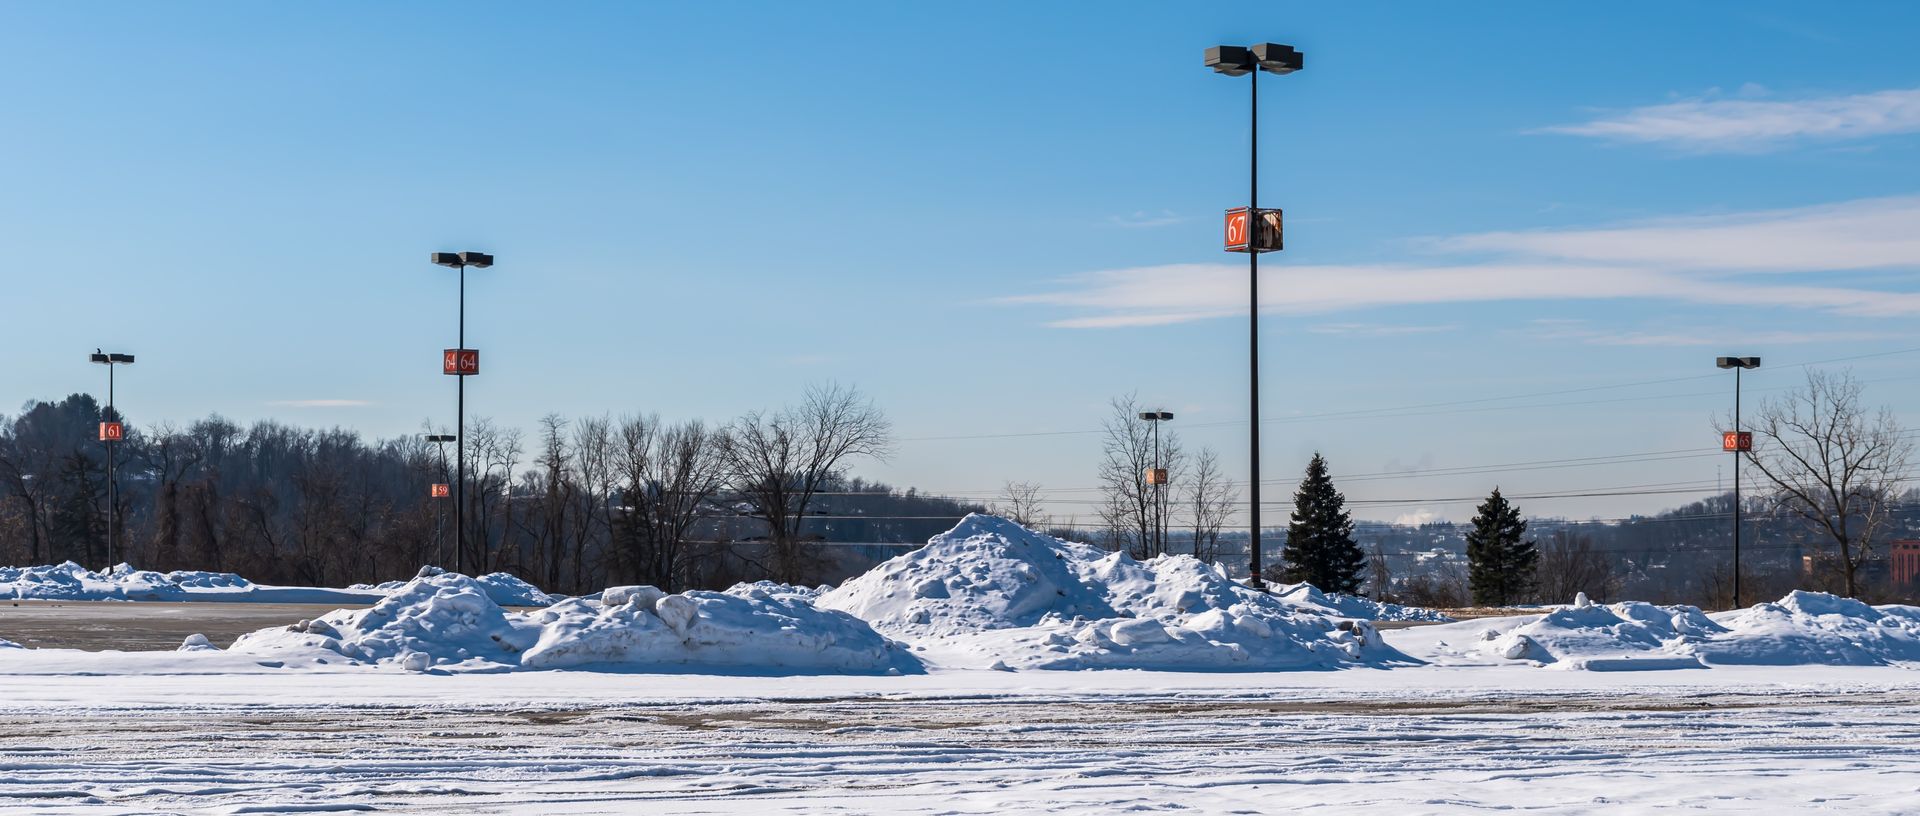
[230,570,913,674]
[818,514,1408,670]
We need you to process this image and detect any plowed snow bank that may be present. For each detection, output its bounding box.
[231,571,914,674]
[0,562,385,604]
[1400,590,1920,669]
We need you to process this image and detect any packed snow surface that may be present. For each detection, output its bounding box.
[0,561,386,604]
[1396,590,1920,669]
[818,514,1407,670]
[231,570,914,674]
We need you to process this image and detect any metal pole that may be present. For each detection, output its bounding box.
[456,263,466,575]
[1152,417,1162,556]
[1247,65,1264,589]
[1733,366,1742,609]
[106,363,115,571]
[435,440,447,567]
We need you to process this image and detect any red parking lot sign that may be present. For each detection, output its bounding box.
[442,348,479,376]
[98,422,124,442]
[1225,209,1250,250]
[430,483,451,498]
[1224,207,1282,253]
[1723,431,1753,452]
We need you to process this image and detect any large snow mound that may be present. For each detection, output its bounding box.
[818,514,1409,671]
[350,566,556,607]
[1405,590,1920,669]
[0,562,386,604]
[1275,582,1453,622]
[1477,597,1725,666]
[1692,591,1920,666]
[232,571,915,675]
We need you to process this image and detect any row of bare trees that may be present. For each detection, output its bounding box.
[0,383,894,594]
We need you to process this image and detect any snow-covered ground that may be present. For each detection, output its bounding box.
[6,516,1920,812]
[0,664,1915,814]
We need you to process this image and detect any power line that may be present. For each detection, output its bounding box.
[895,344,1920,444]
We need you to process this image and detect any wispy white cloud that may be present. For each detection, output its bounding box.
[1436,196,1920,272]
[1108,210,1191,229]
[268,399,372,408]
[1305,322,1460,337]
[1004,196,1920,328]
[1538,87,1920,152]
[1525,324,1905,348]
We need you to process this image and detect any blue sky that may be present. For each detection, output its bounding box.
[4,2,1920,525]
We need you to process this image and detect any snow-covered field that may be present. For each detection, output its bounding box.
[0,666,1916,814]
[5,516,1920,813]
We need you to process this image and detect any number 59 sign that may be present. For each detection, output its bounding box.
[442,348,480,376]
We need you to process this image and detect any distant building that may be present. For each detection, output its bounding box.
[1891,541,1920,586]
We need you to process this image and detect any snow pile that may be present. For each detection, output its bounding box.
[1691,591,1920,666]
[0,638,20,650]
[818,514,1405,671]
[349,566,556,607]
[0,562,384,604]
[725,581,829,603]
[233,570,913,674]
[1275,582,1452,622]
[1405,590,1920,670]
[1477,595,1724,667]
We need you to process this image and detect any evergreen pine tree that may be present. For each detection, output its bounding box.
[1465,487,1538,606]
[1280,453,1366,593]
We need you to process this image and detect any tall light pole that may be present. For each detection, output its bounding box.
[1139,410,1174,556]
[89,350,134,570]
[1717,355,1760,608]
[431,251,494,575]
[426,433,456,567]
[1207,42,1303,590]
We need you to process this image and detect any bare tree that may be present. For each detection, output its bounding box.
[1367,544,1393,601]
[1534,528,1617,603]
[721,383,892,584]
[1184,446,1238,564]
[1096,395,1175,558]
[994,481,1049,528]
[616,415,727,592]
[535,413,572,589]
[570,415,616,591]
[1744,369,1912,598]
[138,422,204,569]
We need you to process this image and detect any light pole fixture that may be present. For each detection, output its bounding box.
[1716,355,1760,608]
[89,349,134,571]
[431,250,495,575]
[1206,41,1303,590]
[1140,411,1174,556]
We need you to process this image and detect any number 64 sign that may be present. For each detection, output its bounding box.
[442,349,480,376]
